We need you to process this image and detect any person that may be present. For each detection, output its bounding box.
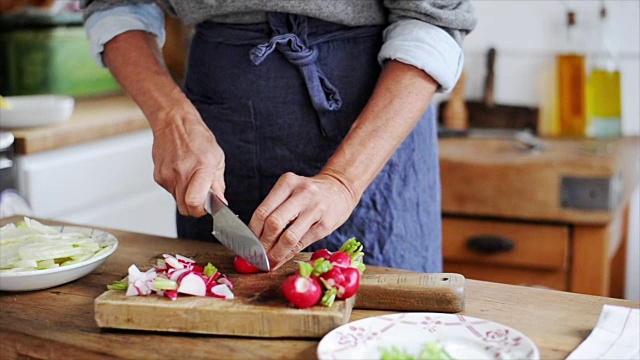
[82,0,476,272]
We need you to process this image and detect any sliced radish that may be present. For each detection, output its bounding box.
[164,290,178,301]
[164,256,184,269]
[210,284,234,299]
[115,254,235,302]
[177,272,208,296]
[168,268,191,282]
[216,274,234,288]
[176,254,196,264]
[205,276,218,292]
[126,264,144,296]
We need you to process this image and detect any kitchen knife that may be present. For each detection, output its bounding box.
[204,190,270,272]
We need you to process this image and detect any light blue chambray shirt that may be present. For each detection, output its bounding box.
[84,3,463,92]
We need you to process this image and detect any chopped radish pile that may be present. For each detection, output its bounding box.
[106,254,234,301]
[281,237,366,309]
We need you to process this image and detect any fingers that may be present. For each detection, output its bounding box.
[267,211,321,269]
[184,168,215,217]
[249,172,298,244]
[248,172,345,269]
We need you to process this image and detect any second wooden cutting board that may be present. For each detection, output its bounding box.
[94,253,465,338]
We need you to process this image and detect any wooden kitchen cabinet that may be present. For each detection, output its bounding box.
[439,137,639,297]
[442,218,570,291]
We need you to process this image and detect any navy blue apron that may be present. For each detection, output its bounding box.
[178,13,442,272]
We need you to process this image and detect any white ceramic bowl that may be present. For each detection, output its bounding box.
[0,226,118,292]
[0,95,75,129]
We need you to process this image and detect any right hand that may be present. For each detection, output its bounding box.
[151,102,226,217]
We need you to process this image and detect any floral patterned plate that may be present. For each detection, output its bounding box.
[317,312,539,360]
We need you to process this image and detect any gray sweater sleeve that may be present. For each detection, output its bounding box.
[81,0,173,20]
[82,0,476,44]
[385,0,477,44]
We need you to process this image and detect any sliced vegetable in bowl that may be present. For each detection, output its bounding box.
[0,217,118,291]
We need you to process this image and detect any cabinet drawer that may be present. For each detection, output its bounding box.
[442,217,569,270]
[443,263,568,291]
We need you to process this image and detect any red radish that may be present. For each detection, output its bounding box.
[336,237,367,274]
[320,266,361,306]
[125,265,156,296]
[335,267,360,299]
[234,256,261,274]
[109,253,235,302]
[176,254,196,264]
[164,256,184,270]
[210,284,234,299]
[329,251,352,267]
[168,268,191,282]
[281,262,322,309]
[216,275,234,288]
[309,258,333,277]
[177,272,208,296]
[310,249,332,261]
[164,290,178,301]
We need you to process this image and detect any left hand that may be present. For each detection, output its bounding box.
[248,172,359,269]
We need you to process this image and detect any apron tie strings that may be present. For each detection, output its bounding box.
[250,13,342,112]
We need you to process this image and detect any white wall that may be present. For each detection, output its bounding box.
[435,0,639,300]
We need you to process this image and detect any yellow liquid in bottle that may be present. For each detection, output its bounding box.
[556,54,586,137]
[586,69,621,138]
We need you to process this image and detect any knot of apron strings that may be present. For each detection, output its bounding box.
[250,13,342,112]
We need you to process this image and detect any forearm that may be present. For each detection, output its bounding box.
[321,60,438,199]
[102,30,190,132]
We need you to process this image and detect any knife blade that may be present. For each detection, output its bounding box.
[204,190,270,271]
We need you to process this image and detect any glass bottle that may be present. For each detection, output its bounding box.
[586,4,622,138]
[556,10,586,137]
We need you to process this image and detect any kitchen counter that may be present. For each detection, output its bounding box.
[8,95,147,155]
[1,216,638,359]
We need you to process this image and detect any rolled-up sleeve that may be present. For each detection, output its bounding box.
[379,0,477,93]
[84,3,166,67]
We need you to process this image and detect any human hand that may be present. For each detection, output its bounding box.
[248,172,359,269]
[151,103,226,217]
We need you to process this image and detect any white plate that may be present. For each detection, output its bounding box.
[0,95,74,129]
[317,312,539,360]
[0,226,118,291]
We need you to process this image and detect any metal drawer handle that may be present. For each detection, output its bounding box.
[466,235,515,254]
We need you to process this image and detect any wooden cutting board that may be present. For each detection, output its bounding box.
[94,252,465,338]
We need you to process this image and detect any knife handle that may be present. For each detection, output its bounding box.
[355,273,465,313]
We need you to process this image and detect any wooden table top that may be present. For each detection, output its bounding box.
[1,216,638,359]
